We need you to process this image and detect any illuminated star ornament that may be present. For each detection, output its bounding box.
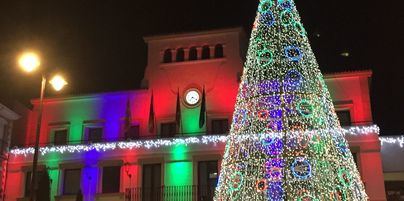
[214,0,368,200]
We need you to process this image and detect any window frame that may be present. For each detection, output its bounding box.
[48,122,70,145]
[189,47,198,61]
[83,120,105,143]
[336,109,352,127]
[163,49,173,63]
[124,124,141,140]
[211,118,229,134]
[176,48,185,62]
[101,166,122,193]
[214,44,224,58]
[53,128,69,146]
[160,122,176,138]
[62,168,82,195]
[201,45,211,59]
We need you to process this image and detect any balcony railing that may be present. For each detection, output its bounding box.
[125,185,215,201]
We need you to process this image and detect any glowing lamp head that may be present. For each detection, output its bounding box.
[18,52,40,73]
[49,75,68,91]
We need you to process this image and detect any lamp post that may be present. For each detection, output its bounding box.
[18,52,68,201]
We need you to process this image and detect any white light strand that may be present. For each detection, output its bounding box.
[380,136,404,148]
[10,125,380,156]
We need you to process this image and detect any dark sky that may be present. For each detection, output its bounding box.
[0,0,403,135]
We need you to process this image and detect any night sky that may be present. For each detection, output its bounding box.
[0,0,403,135]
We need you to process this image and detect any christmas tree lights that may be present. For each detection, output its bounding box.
[215,0,368,200]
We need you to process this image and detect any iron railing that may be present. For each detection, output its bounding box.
[125,185,215,201]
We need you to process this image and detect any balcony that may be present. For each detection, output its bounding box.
[125,185,215,201]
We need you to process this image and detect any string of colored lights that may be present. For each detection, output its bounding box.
[9,125,381,156]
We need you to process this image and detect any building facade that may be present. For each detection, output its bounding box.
[5,28,386,201]
[0,102,20,199]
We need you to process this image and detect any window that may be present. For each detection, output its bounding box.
[102,166,121,193]
[125,125,140,140]
[160,122,176,138]
[211,119,229,134]
[163,49,172,63]
[202,45,210,59]
[54,129,68,145]
[24,171,44,197]
[198,161,218,201]
[160,123,176,138]
[214,44,224,58]
[142,164,161,201]
[176,48,185,62]
[63,169,81,195]
[336,110,351,126]
[88,127,103,142]
[189,47,198,61]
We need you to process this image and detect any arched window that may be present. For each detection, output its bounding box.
[214,44,224,58]
[163,49,172,63]
[176,48,185,62]
[189,47,198,61]
[202,45,210,59]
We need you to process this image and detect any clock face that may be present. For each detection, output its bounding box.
[185,90,200,106]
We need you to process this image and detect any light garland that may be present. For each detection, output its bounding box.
[10,125,380,156]
[380,135,404,148]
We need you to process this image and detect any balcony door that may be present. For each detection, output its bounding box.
[142,164,161,201]
[198,161,218,201]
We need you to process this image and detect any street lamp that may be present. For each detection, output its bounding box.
[18,51,67,201]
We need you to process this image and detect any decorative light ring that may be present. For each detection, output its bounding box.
[257,49,274,67]
[294,21,307,36]
[259,0,274,13]
[284,45,303,62]
[229,171,244,191]
[291,157,312,180]
[332,186,347,201]
[280,9,294,26]
[259,11,276,27]
[284,69,303,91]
[334,137,349,157]
[261,137,283,156]
[297,99,314,117]
[338,168,352,187]
[277,0,293,10]
[256,179,268,192]
[257,110,270,120]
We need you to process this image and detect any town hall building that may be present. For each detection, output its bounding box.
[4,28,387,201]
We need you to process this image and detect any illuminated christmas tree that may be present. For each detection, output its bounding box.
[215,0,367,200]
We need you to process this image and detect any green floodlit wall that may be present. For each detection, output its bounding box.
[182,106,205,135]
[165,145,193,187]
[165,162,193,186]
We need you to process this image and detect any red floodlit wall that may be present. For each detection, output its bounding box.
[324,71,373,125]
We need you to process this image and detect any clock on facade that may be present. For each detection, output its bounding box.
[184,89,200,106]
